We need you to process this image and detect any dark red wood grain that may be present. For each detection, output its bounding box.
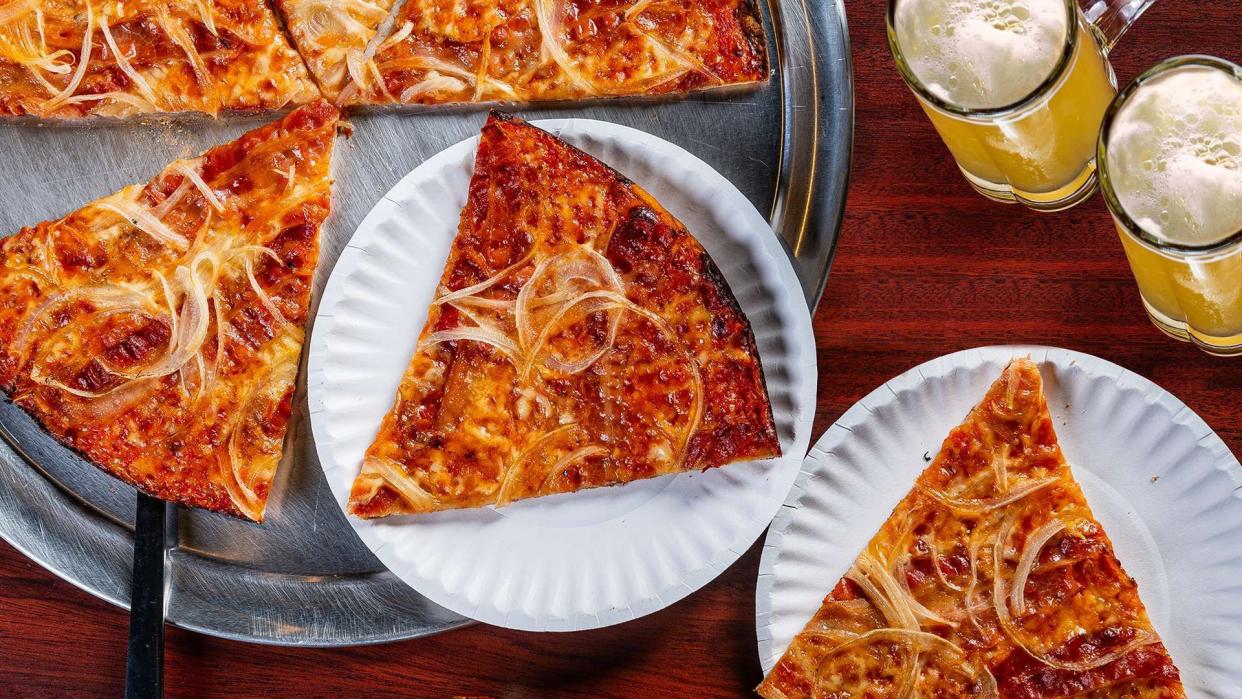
[1,2,1238,696]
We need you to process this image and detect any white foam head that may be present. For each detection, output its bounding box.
[893,0,1070,110]
[1106,65,1242,246]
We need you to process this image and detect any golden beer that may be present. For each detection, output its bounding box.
[1099,56,1242,355]
[887,0,1139,211]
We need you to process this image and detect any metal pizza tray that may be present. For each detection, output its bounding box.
[0,0,853,646]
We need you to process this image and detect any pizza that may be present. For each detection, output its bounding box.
[348,112,778,517]
[272,0,399,102]
[0,100,338,521]
[338,0,769,106]
[0,0,319,117]
[758,359,1184,698]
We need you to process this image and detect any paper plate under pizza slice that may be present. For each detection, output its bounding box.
[309,115,816,631]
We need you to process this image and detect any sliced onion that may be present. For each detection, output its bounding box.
[924,537,965,592]
[64,91,159,115]
[624,0,655,20]
[433,250,534,307]
[76,376,157,419]
[895,559,959,628]
[1010,519,1067,616]
[365,456,438,511]
[532,0,596,93]
[120,258,211,380]
[272,164,297,195]
[151,177,192,219]
[495,423,580,505]
[11,285,153,367]
[39,2,93,114]
[847,552,920,631]
[449,295,513,311]
[991,516,1159,671]
[156,5,211,101]
[193,0,217,36]
[245,259,286,325]
[537,445,608,496]
[171,161,225,212]
[98,199,190,251]
[379,19,415,50]
[521,291,622,377]
[640,31,719,86]
[920,475,1061,514]
[420,326,521,365]
[399,73,467,102]
[98,12,159,107]
[992,446,1010,493]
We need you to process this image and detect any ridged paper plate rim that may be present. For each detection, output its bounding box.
[308,118,816,632]
[755,345,1242,696]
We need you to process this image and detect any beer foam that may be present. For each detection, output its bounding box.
[894,0,1070,109]
[1106,66,1242,245]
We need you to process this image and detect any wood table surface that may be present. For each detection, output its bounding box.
[2,2,1238,697]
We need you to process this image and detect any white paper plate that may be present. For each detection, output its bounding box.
[308,118,816,632]
[755,345,1242,697]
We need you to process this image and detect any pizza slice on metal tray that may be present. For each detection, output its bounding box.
[0,0,319,117]
[349,112,779,517]
[336,0,769,106]
[0,101,339,521]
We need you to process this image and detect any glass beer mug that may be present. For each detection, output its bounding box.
[886,0,1156,211]
[1098,56,1242,356]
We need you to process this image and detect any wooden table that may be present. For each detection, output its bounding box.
[2,2,1237,696]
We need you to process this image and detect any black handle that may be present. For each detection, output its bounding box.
[125,492,168,699]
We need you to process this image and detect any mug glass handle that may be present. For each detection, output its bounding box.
[1081,0,1158,51]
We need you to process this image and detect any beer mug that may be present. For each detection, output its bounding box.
[886,0,1156,211]
[1098,56,1242,356]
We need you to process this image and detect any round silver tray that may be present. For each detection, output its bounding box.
[0,0,853,646]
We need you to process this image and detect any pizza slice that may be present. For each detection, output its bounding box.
[0,100,339,521]
[348,112,779,517]
[339,0,769,106]
[272,0,399,103]
[758,359,1184,698]
[0,0,320,117]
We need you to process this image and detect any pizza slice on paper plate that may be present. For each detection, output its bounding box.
[348,112,779,518]
[758,359,1184,698]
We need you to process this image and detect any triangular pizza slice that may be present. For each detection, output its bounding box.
[0,100,339,521]
[758,359,1184,698]
[348,112,779,517]
[338,0,769,106]
[0,0,319,117]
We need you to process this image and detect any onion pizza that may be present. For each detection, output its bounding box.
[758,359,1183,698]
[0,101,339,521]
[348,112,779,517]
